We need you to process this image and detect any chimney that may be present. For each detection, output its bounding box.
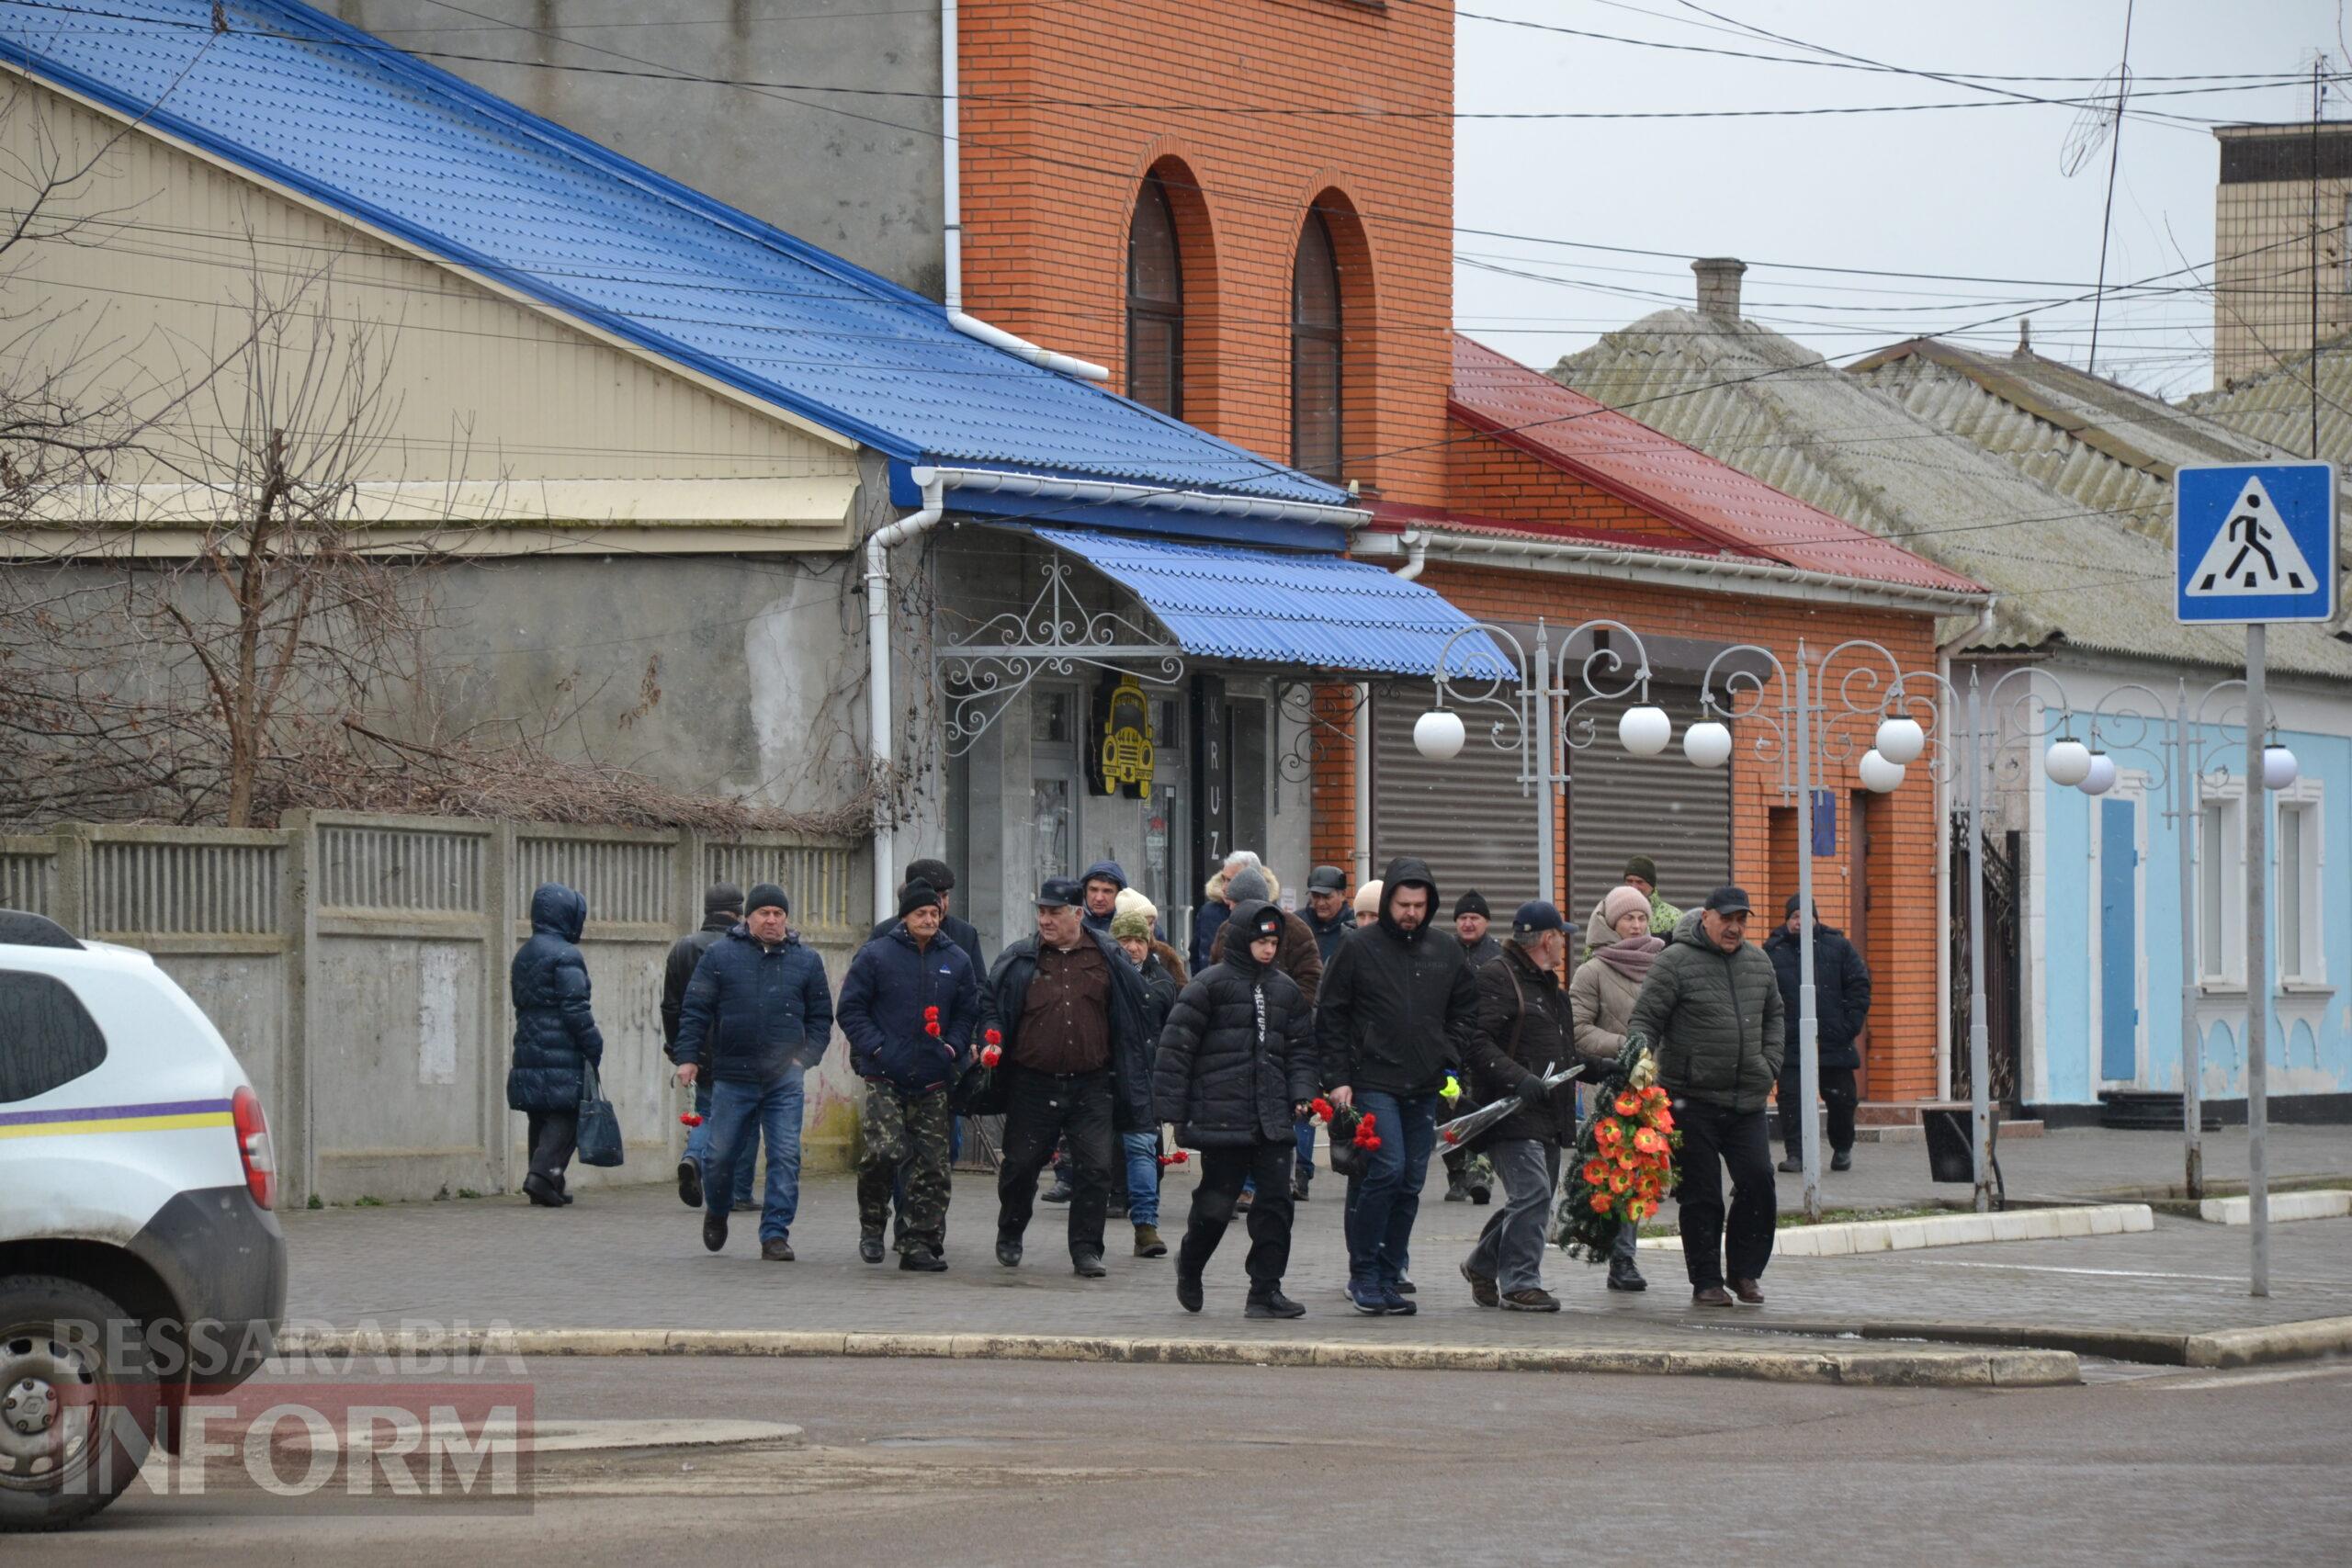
[1692,256,1747,319]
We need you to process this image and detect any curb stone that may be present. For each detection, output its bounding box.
[1744,1315,2352,1368]
[1634,1202,2154,1258]
[270,1327,2077,1389]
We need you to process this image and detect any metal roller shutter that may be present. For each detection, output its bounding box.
[1371,682,1543,912]
[1566,684,1733,926]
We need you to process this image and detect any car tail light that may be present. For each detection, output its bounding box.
[232,1086,277,1210]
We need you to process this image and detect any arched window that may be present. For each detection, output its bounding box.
[1291,209,1343,480]
[1126,175,1183,416]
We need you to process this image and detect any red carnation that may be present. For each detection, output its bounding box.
[984,1028,1002,1045]
[679,1112,703,1127]
[979,1044,1001,1067]
[924,1021,942,1037]
[924,1005,940,1021]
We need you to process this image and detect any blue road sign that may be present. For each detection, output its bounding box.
[2175,461,2338,624]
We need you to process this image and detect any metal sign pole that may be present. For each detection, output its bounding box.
[2175,680,2203,1200]
[2245,623,2270,1296]
[1794,643,1822,1224]
[1965,671,1993,1213]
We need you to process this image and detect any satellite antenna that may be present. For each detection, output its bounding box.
[2060,67,2127,177]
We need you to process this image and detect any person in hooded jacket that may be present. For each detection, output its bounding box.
[1153,900,1319,1319]
[1766,896,1871,1174]
[1457,902,1589,1312]
[1567,884,1666,1292]
[839,882,982,1270]
[673,884,834,1262]
[1314,856,1482,1316]
[1080,860,1127,934]
[667,883,754,1212]
[507,882,605,1208]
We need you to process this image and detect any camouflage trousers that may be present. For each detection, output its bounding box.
[856,1084,954,1255]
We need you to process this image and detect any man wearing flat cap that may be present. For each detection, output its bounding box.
[1628,886,1783,1308]
[985,875,1155,1277]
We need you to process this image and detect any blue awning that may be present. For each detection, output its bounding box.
[1032,528,1513,680]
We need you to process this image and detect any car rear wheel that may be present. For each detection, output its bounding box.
[0,1277,157,1533]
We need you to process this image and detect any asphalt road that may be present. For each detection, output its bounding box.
[17,1354,2350,1565]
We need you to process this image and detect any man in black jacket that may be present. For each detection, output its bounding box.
[870,858,988,977]
[1767,896,1872,1174]
[1458,902,1588,1312]
[666,883,749,1211]
[988,876,1154,1278]
[1315,856,1481,1316]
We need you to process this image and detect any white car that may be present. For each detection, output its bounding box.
[0,910,287,1531]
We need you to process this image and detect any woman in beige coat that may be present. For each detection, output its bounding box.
[1568,883,1666,1292]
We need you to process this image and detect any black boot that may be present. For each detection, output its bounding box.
[1246,1290,1306,1319]
[1607,1255,1648,1292]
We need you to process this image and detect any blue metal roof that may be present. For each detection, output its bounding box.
[1033,528,1514,680]
[0,0,1347,510]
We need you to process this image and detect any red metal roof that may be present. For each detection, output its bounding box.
[1448,335,1985,595]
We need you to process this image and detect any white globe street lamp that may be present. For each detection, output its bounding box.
[2079,752,2118,795]
[1873,716,1925,766]
[1683,719,1733,769]
[1619,704,1672,757]
[1858,749,1905,793]
[2263,745,2300,790]
[2045,738,2092,787]
[1413,707,1465,762]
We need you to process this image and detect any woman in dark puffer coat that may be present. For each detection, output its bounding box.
[506,882,605,1207]
[1151,900,1319,1319]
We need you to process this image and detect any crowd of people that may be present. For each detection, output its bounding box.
[504,845,1872,1315]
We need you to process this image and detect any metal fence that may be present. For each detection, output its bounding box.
[5,814,867,1203]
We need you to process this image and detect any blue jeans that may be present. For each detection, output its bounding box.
[1122,1131,1161,1226]
[704,1070,804,1244]
[1341,1090,1439,1290]
[684,1079,756,1207]
[1294,1115,1317,1179]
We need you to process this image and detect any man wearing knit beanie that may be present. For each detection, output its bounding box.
[666,882,751,1211]
[1442,891,1501,1205]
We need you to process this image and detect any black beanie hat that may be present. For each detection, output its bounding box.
[899,881,944,919]
[704,882,743,916]
[1453,890,1490,920]
[746,883,789,916]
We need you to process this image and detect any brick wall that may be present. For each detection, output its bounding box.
[958,0,1453,504]
[1314,559,1949,1103]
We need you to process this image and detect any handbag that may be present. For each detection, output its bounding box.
[575,1058,625,1168]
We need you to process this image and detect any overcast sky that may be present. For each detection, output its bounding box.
[1453,0,2349,397]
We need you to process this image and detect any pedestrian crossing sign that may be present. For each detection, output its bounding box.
[2175,461,2337,624]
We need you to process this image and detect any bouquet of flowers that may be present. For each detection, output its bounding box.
[1553,1034,1678,1263]
[1312,1096,1384,1179]
[1435,1061,1588,1152]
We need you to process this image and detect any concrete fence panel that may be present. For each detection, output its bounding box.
[0,838,57,916]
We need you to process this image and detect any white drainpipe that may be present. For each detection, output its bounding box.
[1934,595,1997,1100]
[865,469,947,918]
[1392,529,1430,581]
[939,0,1109,382]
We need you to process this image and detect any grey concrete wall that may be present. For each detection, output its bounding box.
[329,0,945,296]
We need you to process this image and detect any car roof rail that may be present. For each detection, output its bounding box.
[0,909,85,950]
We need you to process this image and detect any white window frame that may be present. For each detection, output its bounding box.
[2275,777,2326,989]
[2196,779,2246,990]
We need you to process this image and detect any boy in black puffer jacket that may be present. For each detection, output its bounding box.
[1151,900,1319,1319]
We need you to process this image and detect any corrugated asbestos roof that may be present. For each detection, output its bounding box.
[0,0,1341,507]
[1451,335,1984,595]
[2185,334,2352,475]
[1551,309,2352,679]
[1033,527,1514,679]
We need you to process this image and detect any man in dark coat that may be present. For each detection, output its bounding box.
[1441,889,1504,1205]
[987,876,1154,1277]
[673,883,833,1262]
[1767,896,1873,1174]
[667,882,751,1211]
[507,883,605,1208]
[1211,871,1327,1205]
[1080,860,1127,934]
[1153,899,1318,1318]
[869,857,987,976]
[838,882,982,1270]
[1301,865,1353,964]
[1315,856,1481,1315]
[1457,902,1589,1312]
[1627,886,1785,1308]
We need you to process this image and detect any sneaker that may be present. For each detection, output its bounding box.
[1134,1224,1168,1258]
[732,1198,759,1213]
[1442,1172,1469,1203]
[1500,1287,1561,1313]
[859,1228,886,1265]
[1176,1271,1204,1314]
[676,1158,703,1209]
[996,1237,1023,1269]
[1731,1277,1765,1305]
[899,1249,947,1273]
[1347,1283,1390,1316]
[761,1238,796,1262]
[1831,1149,1853,1172]
[1246,1291,1306,1320]
[1379,1286,1418,1316]
[1776,1156,1804,1174]
[1459,1258,1499,1309]
[1234,1189,1254,1213]
[1691,1284,1735,1308]
[1291,1172,1311,1202]
[702,1212,728,1253]
[1394,1278,1417,1295]
[1606,1258,1649,1292]
[1072,1251,1108,1279]
[1041,1181,1074,1206]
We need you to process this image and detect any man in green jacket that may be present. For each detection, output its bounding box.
[1626,886,1784,1309]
